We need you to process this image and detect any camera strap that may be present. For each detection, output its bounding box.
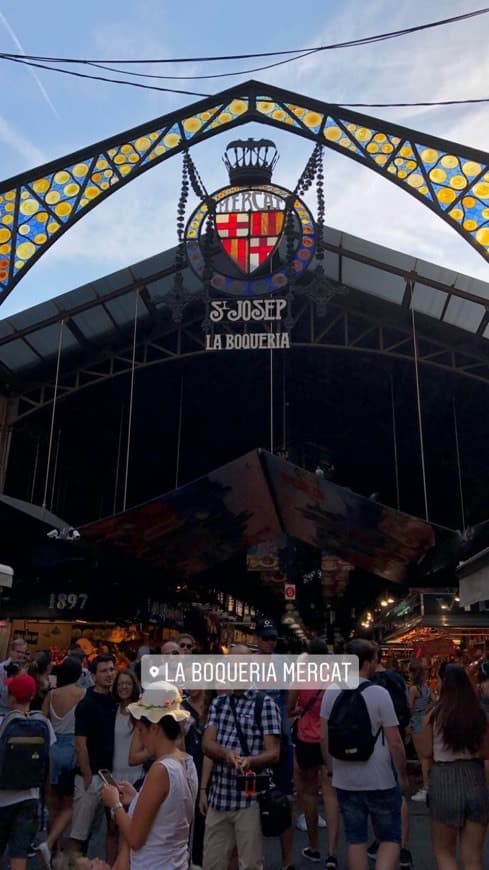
[229,694,252,757]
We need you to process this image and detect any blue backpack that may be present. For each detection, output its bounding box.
[0,711,50,790]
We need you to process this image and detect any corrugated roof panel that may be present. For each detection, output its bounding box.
[0,340,43,370]
[412,285,447,318]
[443,296,485,333]
[27,324,79,357]
[71,307,117,340]
[7,299,61,331]
[454,273,489,303]
[105,294,139,327]
[341,258,405,304]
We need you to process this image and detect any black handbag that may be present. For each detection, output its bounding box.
[229,695,291,837]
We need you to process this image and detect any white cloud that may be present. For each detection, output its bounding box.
[0,115,46,170]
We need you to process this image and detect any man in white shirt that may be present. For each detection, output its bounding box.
[320,639,408,870]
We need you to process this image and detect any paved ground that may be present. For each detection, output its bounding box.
[13,798,489,868]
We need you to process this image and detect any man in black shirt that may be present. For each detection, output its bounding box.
[68,654,116,857]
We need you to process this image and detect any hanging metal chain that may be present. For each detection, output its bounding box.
[315,145,325,264]
[201,202,215,333]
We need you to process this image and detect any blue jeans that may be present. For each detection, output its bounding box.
[336,786,402,845]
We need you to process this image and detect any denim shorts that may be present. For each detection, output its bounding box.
[336,786,402,845]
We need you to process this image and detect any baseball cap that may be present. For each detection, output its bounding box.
[5,673,36,702]
[256,618,278,640]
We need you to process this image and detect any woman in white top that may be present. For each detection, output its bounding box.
[102,681,198,870]
[40,655,86,865]
[106,669,145,864]
[418,664,489,870]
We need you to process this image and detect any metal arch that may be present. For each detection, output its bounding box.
[12,296,489,422]
[2,79,489,306]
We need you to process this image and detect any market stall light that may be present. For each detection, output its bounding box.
[387,596,395,604]
[380,599,389,607]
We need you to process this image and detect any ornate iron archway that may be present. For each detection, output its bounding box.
[1,79,489,306]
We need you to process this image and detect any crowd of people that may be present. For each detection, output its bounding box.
[0,629,488,869]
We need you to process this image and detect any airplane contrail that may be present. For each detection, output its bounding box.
[0,10,59,119]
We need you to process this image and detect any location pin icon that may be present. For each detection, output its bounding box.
[149,665,159,679]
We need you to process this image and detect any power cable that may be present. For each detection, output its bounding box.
[5,55,489,108]
[0,7,487,66]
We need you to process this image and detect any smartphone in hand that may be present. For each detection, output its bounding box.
[98,769,118,788]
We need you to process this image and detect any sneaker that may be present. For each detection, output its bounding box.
[296,812,327,830]
[325,857,338,869]
[411,788,427,802]
[400,847,413,868]
[302,849,321,863]
[367,839,379,860]
[37,841,52,869]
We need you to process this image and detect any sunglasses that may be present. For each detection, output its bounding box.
[179,642,193,650]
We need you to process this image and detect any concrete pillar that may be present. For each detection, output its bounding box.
[0,396,18,493]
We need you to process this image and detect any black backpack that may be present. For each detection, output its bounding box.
[0,710,50,790]
[328,682,383,762]
[374,670,410,729]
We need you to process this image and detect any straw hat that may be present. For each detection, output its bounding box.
[128,681,190,723]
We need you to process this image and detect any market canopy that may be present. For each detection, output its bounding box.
[81,449,460,584]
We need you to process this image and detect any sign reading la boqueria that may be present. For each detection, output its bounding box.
[206,298,289,350]
[184,139,317,351]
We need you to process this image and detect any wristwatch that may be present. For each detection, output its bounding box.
[110,801,123,817]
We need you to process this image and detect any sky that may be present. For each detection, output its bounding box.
[1,0,489,316]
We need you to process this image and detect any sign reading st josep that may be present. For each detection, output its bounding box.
[184,139,317,351]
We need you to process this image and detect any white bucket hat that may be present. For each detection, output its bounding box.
[128,681,190,723]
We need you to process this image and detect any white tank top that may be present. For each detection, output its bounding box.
[49,690,85,735]
[128,755,198,870]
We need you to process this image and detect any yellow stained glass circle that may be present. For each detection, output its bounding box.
[114,155,126,165]
[463,161,482,177]
[474,182,489,199]
[272,110,286,121]
[96,158,108,169]
[462,196,476,208]
[45,191,61,205]
[366,143,378,153]
[85,186,100,199]
[134,137,151,152]
[441,155,459,169]
[303,112,322,128]
[449,208,463,220]
[382,144,394,153]
[121,144,133,154]
[73,163,89,178]
[183,117,202,133]
[450,175,467,190]
[355,127,372,142]
[374,133,387,143]
[463,219,478,231]
[421,148,439,163]
[375,155,387,165]
[18,224,30,236]
[20,199,39,216]
[64,183,80,197]
[4,191,15,201]
[475,227,489,245]
[257,101,275,114]
[399,145,413,158]
[55,202,72,217]
[324,126,341,141]
[34,233,47,245]
[437,188,456,205]
[47,222,60,233]
[429,168,447,184]
[163,133,181,148]
[16,241,35,260]
[0,228,11,244]
[2,215,13,225]
[54,171,70,184]
[217,113,231,123]
[229,99,247,115]
[482,208,489,219]
[35,212,48,224]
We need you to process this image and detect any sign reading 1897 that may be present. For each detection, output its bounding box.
[49,592,88,611]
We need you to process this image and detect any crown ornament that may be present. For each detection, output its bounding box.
[223,138,279,185]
